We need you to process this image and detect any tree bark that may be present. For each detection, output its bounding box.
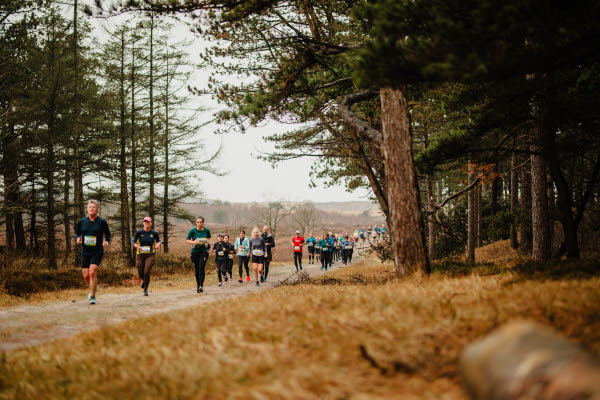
[467,162,477,263]
[520,154,533,254]
[510,146,519,249]
[379,88,429,276]
[531,114,551,262]
[476,183,483,247]
[148,12,156,226]
[163,48,170,253]
[119,31,132,261]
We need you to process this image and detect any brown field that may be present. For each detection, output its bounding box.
[0,241,599,399]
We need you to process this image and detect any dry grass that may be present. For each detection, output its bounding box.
[1,252,599,399]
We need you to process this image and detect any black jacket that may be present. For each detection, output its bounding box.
[261,233,275,258]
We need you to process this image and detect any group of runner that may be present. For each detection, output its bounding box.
[75,199,384,304]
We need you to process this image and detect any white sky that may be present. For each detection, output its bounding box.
[89,7,374,204]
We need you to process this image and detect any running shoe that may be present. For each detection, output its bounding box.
[197,286,203,293]
[255,281,259,286]
[320,266,323,270]
[300,265,303,270]
[238,278,243,283]
[144,289,148,296]
[89,297,97,305]
[264,277,267,282]
[140,280,144,288]
[88,293,91,301]
[260,275,264,283]
[246,276,250,282]
[225,275,229,282]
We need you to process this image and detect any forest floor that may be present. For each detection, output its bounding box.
[1,241,599,399]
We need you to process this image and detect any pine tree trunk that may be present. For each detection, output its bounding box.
[163,52,170,253]
[380,88,429,276]
[47,134,56,269]
[63,148,71,257]
[531,119,551,262]
[436,179,442,203]
[426,175,436,260]
[119,31,131,261]
[130,41,137,265]
[148,13,155,225]
[510,148,519,249]
[476,183,483,247]
[520,154,533,254]
[467,162,477,263]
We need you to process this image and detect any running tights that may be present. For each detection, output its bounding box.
[191,252,209,288]
[237,255,250,278]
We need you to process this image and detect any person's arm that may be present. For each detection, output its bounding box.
[75,219,82,244]
[270,237,275,248]
[262,238,267,253]
[103,220,111,246]
[185,229,198,245]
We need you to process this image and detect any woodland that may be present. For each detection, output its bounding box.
[1,0,599,275]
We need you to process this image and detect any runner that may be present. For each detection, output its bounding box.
[249,227,267,286]
[235,230,251,282]
[335,234,342,261]
[375,225,381,240]
[131,216,161,296]
[315,239,321,263]
[341,234,352,265]
[305,233,317,264]
[75,199,111,305]
[327,233,335,269]
[318,233,331,271]
[292,230,305,272]
[354,229,359,243]
[371,226,378,243]
[261,226,275,282]
[185,216,211,293]
[359,227,365,243]
[224,234,234,281]
[213,233,233,286]
[381,224,387,237]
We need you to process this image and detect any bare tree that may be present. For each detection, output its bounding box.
[257,201,294,238]
[291,201,320,236]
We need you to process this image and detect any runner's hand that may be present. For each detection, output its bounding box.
[76,237,82,245]
[155,242,161,249]
[102,241,110,247]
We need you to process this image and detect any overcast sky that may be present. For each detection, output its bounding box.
[91,9,374,204]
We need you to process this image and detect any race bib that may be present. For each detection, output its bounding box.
[252,249,264,256]
[218,251,224,256]
[294,246,300,251]
[316,246,320,250]
[140,246,151,254]
[239,246,245,250]
[84,236,96,246]
[308,243,314,247]
[228,254,233,259]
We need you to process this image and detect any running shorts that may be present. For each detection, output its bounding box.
[81,253,103,269]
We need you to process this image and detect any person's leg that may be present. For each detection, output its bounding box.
[253,262,259,282]
[238,256,244,280]
[89,264,99,297]
[228,259,234,279]
[258,262,264,282]
[298,252,302,270]
[136,254,145,284]
[216,259,223,283]
[244,257,250,279]
[294,252,299,271]
[264,257,270,279]
[192,254,201,288]
[198,253,208,287]
[143,254,155,291]
[320,252,325,269]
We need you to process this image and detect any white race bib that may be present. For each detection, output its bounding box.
[294,246,300,251]
[228,254,233,259]
[140,246,151,254]
[252,249,264,256]
[84,236,96,246]
[218,251,224,256]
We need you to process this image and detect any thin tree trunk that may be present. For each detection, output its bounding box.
[510,144,519,249]
[148,12,155,225]
[119,31,131,261]
[476,183,483,247]
[130,38,137,265]
[467,162,477,263]
[63,148,71,257]
[380,88,429,276]
[531,109,551,262]
[436,179,442,203]
[520,154,533,254]
[424,129,435,260]
[163,48,170,253]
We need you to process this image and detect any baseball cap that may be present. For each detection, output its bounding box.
[143,216,152,222]
[218,233,224,237]
[295,230,300,233]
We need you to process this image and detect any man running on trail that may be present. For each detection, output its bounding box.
[185,216,211,293]
[318,233,331,271]
[305,233,317,264]
[235,230,250,282]
[213,233,233,286]
[359,228,365,243]
[347,235,355,263]
[292,230,305,272]
[75,199,111,305]
[249,227,267,286]
[341,234,353,265]
[375,225,381,240]
[261,226,275,282]
[132,216,161,296]
[224,234,234,282]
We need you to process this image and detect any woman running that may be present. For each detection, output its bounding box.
[249,227,267,286]
[306,233,317,264]
[213,233,232,286]
[318,233,331,271]
[185,216,211,293]
[224,234,234,282]
[131,216,161,296]
[235,230,251,282]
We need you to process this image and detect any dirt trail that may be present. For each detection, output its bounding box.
[0,260,344,352]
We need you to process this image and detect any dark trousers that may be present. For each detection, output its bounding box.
[264,255,271,278]
[227,257,234,277]
[294,252,303,270]
[136,253,155,290]
[320,251,331,269]
[346,249,353,263]
[191,252,209,288]
[237,255,250,278]
[215,258,228,282]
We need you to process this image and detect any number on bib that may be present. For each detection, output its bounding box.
[84,236,96,246]
[140,246,151,254]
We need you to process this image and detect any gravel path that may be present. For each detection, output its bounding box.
[0,260,339,352]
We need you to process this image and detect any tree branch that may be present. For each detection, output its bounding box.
[430,177,481,213]
[338,90,383,148]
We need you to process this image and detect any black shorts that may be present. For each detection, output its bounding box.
[252,255,264,264]
[81,253,103,269]
[308,246,315,254]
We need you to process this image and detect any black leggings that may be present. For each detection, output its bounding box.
[308,249,315,261]
[191,252,209,288]
[215,258,228,282]
[136,253,155,290]
[227,258,234,277]
[264,256,271,278]
[237,255,250,278]
[294,252,302,269]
